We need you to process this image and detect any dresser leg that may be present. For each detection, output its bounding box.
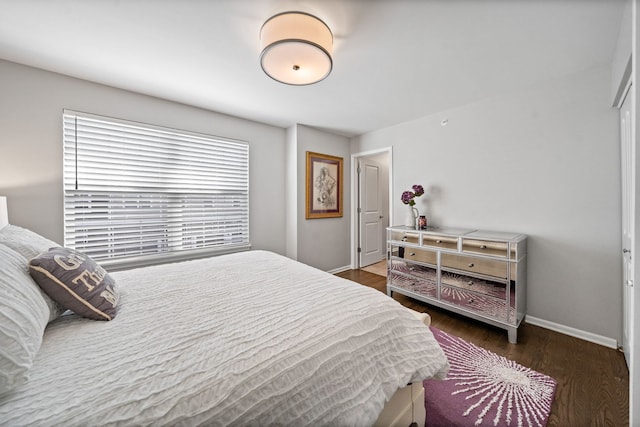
[508,328,517,344]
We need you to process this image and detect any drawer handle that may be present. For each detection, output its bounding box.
[409,252,416,256]
[468,263,475,268]
[469,298,475,303]
[436,240,442,243]
[468,281,474,285]
[480,245,487,249]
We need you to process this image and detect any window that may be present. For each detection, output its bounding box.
[63,110,249,269]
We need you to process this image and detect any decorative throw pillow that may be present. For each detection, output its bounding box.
[0,225,65,322]
[0,244,50,395]
[29,247,120,321]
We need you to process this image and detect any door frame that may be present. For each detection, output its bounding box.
[615,49,637,425]
[350,146,393,269]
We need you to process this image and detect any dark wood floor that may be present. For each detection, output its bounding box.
[335,269,630,427]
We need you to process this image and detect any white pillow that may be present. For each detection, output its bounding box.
[0,244,50,396]
[0,224,60,260]
[0,225,64,321]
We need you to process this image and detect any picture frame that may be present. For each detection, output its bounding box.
[305,151,343,219]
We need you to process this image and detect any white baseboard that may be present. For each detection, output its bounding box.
[328,265,352,274]
[525,315,618,349]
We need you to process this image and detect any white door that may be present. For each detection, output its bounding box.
[620,86,635,367]
[359,158,384,267]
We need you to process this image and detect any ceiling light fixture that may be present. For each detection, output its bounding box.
[260,11,333,86]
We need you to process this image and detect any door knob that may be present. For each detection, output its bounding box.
[623,248,631,254]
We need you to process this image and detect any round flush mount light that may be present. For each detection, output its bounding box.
[260,11,333,86]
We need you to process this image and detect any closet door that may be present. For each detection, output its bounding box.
[620,86,634,368]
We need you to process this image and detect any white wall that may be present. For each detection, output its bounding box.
[285,125,298,259]
[294,124,351,271]
[352,65,621,342]
[0,59,287,255]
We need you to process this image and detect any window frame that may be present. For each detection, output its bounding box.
[62,110,250,271]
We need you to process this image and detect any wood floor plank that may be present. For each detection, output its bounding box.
[335,268,630,427]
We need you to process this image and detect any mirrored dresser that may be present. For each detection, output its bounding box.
[387,225,527,343]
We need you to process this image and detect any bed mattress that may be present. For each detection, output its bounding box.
[0,250,448,426]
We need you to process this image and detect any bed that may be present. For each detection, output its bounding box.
[0,222,448,426]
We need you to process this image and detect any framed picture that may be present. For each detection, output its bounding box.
[306,151,343,219]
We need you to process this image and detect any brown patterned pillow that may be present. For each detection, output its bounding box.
[28,247,119,321]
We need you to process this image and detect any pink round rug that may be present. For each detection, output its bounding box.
[424,327,557,427]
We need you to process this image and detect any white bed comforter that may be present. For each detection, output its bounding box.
[0,250,448,426]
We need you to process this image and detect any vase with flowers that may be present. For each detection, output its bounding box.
[401,184,424,228]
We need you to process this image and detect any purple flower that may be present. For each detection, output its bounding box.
[401,184,424,206]
[401,191,415,205]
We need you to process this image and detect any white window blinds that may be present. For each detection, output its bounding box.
[63,110,249,268]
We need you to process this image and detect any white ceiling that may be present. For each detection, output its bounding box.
[0,0,626,137]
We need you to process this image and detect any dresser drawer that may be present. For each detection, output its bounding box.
[422,234,458,250]
[391,259,437,282]
[402,247,437,265]
[440,270,507,299]
[441,253,508,279]
[388,271,437,298]
[439,288,515,324]
[389,230,420,244]
[402,233,420,244]
[389,230,415,243]
[462,239,509,258]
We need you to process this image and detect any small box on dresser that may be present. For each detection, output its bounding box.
[387,225,527,343]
